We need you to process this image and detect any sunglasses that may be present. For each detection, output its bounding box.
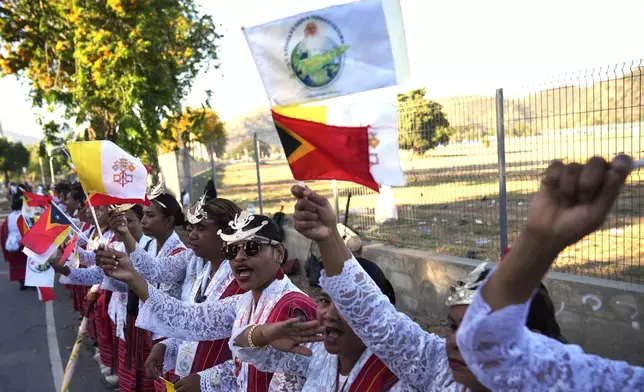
[222,238,278,260]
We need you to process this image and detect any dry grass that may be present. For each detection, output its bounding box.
[212,131,644,284]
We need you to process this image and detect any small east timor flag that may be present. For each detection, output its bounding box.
[272,110,379,191]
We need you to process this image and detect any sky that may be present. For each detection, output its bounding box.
[1,0,642,139]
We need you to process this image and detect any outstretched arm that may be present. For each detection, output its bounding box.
[290,186,453,389]
[457,155,644,391]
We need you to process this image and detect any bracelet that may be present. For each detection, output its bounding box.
[248,324,267,350]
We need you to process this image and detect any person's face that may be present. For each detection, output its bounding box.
[445,305,488,391]
[141,202,173,238]
[177,224,193,248]
[188,220,224,261]
[65,193,80,215]
[316,292,366,356]
[96,206,109,227]
[125,210,143,241]
[77,207,89,223]
[228,239,283,292]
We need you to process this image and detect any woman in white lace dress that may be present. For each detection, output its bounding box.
[288,185,570,392]
[99,213,317,392]
[456,155,644,391]
[230,257,419,392]
[101,194,244,392]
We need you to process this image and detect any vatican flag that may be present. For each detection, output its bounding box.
[67,141,149,206]
[243,0,410,106]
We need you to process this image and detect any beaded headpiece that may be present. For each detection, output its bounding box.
[186,194,207,225]
[147,183,166,208]
[445,262,489,306]
[218,211,269,243]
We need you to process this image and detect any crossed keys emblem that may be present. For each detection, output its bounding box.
[112,157,136,187]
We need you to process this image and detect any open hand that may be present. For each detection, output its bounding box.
[525,155,632,253]
[96,246,137,283]
[291,185,336,241]
[257,318,324,356]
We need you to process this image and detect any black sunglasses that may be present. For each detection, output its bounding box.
[222,238,277,260]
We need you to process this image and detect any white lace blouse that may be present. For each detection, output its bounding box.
[136,276,308,392]
[234,341,419,391]
[319,257,464,392]
[457,283,644,391]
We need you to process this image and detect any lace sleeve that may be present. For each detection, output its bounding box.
[198,361,239,392]
[77,247,96,266]
[161,338,179,372]
[130,248,189,284]
[457,287,644,391]
[319,257,452,390]
[100,276,128,292]
[232,330,312,377]
[66,266,105,286]
[135,283,240,341]
[268,372,306,392]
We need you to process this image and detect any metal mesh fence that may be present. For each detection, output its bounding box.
[173,59,644,284]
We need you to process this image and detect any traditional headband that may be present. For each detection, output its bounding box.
[147,183,167,208]
[445,262,489,306]
[218,211,268,243]
[186,194,207,225]
[108,204,136,213]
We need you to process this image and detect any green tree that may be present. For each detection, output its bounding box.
[397,88,452,154]
[232,138,270,160]
[0,138,30,184]
[0,0,220,168]
[160,107,227,157]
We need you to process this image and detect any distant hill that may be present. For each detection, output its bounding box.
[435,67,643,139]
[225,108,281,150]
[1,130,41,146]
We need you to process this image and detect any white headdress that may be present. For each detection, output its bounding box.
[445,262,489,306]
[186,194,207,225]
[218,211,269,243]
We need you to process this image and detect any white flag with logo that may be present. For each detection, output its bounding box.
[243,0,410,106]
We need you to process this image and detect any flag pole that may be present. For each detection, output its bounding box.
[84,192,103,239]
[48,201,91,243]
[60,316,88,392]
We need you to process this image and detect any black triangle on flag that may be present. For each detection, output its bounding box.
[275,122,302,159]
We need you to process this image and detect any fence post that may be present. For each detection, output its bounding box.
[254,132,264,215]
[39,157,46,187]
[495,88,508,255]
[332,180,339,222]
[208,141,217,192]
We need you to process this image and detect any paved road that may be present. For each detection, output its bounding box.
[0,228,111,392]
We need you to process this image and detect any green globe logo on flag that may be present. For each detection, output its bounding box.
[287,19,349,88]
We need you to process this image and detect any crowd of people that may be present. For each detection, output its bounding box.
[1,154,643,391]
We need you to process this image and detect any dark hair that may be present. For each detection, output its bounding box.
[11,193,23,211]
[475,269,566,343]
[356,257,396,305]
[69,183,86,204]
[55,181,71,198]
[129,204,144,221]
[153,193,185,226]
[204,179,217,198]
[204,198,241,226]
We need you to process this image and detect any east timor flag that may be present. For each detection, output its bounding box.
[21,206,71,254]
[22,190,52,207]
[271,110,379,191]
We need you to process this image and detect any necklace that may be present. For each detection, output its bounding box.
[334,361,350,392]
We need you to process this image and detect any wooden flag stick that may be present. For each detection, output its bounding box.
[60,316,88,392]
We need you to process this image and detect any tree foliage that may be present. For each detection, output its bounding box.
[0,0,221,167]
[0,138,30,183]
[397,88,454,154]
[159,107,227,157]
[230,138,270,160]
